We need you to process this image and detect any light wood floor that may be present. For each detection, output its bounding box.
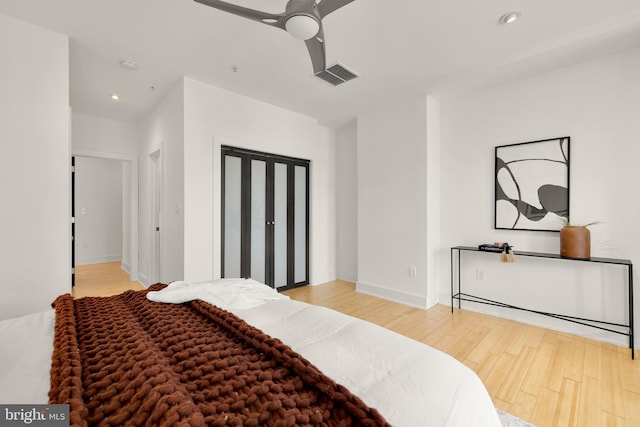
[75,264,639,427]
[73,262,143,298]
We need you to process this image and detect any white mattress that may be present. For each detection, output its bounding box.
[0,281,500,426]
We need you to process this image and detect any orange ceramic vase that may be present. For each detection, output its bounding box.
[559,226,590,259]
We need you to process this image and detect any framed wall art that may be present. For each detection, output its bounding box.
[495,137,570,232]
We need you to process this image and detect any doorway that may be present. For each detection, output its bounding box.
[221,146,309,290]
[149,149,162,284]
[74,156,124,267]
[71,150,139,286]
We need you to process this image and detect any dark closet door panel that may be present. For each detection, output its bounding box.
[272,160,288,287]
[222,154,242,278]
[221,146,309,290]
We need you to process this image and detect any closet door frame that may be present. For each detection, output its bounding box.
[221,146,309,290]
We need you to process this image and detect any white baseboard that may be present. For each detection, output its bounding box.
[356,281,428,309]
[138,273,150,288]
[445,300,632,350]
[119,261,147,288]
[76,254,122,266]
[337,273,357,283]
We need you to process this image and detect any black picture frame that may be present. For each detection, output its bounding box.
[495,137,570,232]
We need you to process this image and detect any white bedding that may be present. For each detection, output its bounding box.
[146,277,290,309]
[231,299,501,426]
[0,309,55,404]
[0,279,501,426]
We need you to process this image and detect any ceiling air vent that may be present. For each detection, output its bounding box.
[314,63,358,86]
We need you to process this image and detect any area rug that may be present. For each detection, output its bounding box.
[497,409,537,427]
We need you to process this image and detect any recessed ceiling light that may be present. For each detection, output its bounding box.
[499,11,521,25]
[111,94,120,101]
[119,59,137,71]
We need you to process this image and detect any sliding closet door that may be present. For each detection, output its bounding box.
[221,146,309,290]
[223,155,242,278]
[250,158,266,284]
[273,161,288,287]
[293,165,308,284]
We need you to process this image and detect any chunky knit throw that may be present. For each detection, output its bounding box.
[49,285,389,426]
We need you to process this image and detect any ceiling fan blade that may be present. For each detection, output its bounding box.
[194,0,285,28]
[305,29,326,74]
[316,0,355,18]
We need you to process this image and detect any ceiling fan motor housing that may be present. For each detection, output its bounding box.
[285,14,320,40]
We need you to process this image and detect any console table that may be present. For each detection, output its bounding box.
[450,246,635,359]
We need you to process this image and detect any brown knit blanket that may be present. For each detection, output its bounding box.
[49,285,389,427]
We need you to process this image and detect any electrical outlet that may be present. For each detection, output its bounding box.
[476,268,484,280]
[409,266,417,277]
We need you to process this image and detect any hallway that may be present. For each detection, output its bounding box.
[73,262,143,298]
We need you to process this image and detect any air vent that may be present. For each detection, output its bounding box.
[314,63,358,86]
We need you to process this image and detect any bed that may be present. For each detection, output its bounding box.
[0,279,501,426]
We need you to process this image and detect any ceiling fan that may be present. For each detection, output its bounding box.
[193,0,355,74]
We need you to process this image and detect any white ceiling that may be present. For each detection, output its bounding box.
[2,0,640,126]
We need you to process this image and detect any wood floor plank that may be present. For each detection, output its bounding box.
[505,323,534,356]
[579,376,602,427]
[616,349,640,394]
[466,322,509,365]
[530,386,559,427]
[454,323,492,361]
[521,341,556,397]
[476,352,501,386]
[565,338,587,383]
[483,352,516,398]
[545,333,572,392]
[523,324,546,349]
[555,378,581,427]
[431,315,484,358]
[488,320,520,356]
[496,345,536,404]
[601,348,626,416]
[600,411,625,427]
[584,341,603,380]
[622,389,640,425]
[493,397,512,413]
[510,391,537,423]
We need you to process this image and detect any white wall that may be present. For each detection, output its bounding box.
[138,80,185,286]
[72,112,138,155]
[74,157,123,265]
[356,95,441,308]
[183,77,336,284]
[0,14,70,319]
[71,112,139,277]
[439,48,640,347]
[335,121,358,282]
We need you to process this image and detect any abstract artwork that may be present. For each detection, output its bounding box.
[495,137,570,231]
